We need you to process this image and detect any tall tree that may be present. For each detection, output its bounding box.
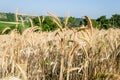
[68,16,76,27]
[110,14,120,28]
[96,15,110,29]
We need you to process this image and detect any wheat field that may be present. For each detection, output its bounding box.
[0,12,120,80]
[0,26,120,80]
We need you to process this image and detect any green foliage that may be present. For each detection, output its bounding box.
[32,16,58,31]
[6,13,15,22]
[16,24,26,34]
[96,16,110,29]
[42,16,58,31]
[32,17,41,26]
[83,18,88,26]
[68,16,76,27]
[91,19,99,28]
[0,13,15,22]
[80,14,120,29]
[110,14,120,28]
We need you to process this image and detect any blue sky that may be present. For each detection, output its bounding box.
[0,0,120,18]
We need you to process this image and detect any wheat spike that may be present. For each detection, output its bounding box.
[85,16,93,36]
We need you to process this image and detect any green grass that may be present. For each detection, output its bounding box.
[0,21,31,34]
[0,21,16,33]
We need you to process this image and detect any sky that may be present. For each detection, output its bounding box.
[0,0,120,19]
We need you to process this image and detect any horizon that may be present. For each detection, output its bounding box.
[0,0,120,19]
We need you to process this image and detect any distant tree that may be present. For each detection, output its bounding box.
[42,16,58,31]
[32,16,58,31]
[110,14,120,28]
[6,13,15,22]
[68,16,76,27]
[96,15,110,29]
[32,17,40,26]
[91,19,99,28]
[79,18,99,28]
[79,18,88,27]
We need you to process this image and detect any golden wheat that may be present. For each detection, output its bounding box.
[0,12,120,80]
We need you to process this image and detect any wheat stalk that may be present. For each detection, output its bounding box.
[29,18,34,27]
[20,17,25,27]
[84,16,93,36]
[2,27,11,34]
[47,12,63,32]
[16,64,27,80]
[15,8,19,28]
[64,13,69,28]
[38,16,41,26]
[67,43,79,80]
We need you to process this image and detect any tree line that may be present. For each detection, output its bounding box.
[32,14,120,31]
[0,12,120,31]
[89,14,120,29]
[0,13,15,22]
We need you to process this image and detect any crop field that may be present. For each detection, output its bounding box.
[0,14,120,80]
